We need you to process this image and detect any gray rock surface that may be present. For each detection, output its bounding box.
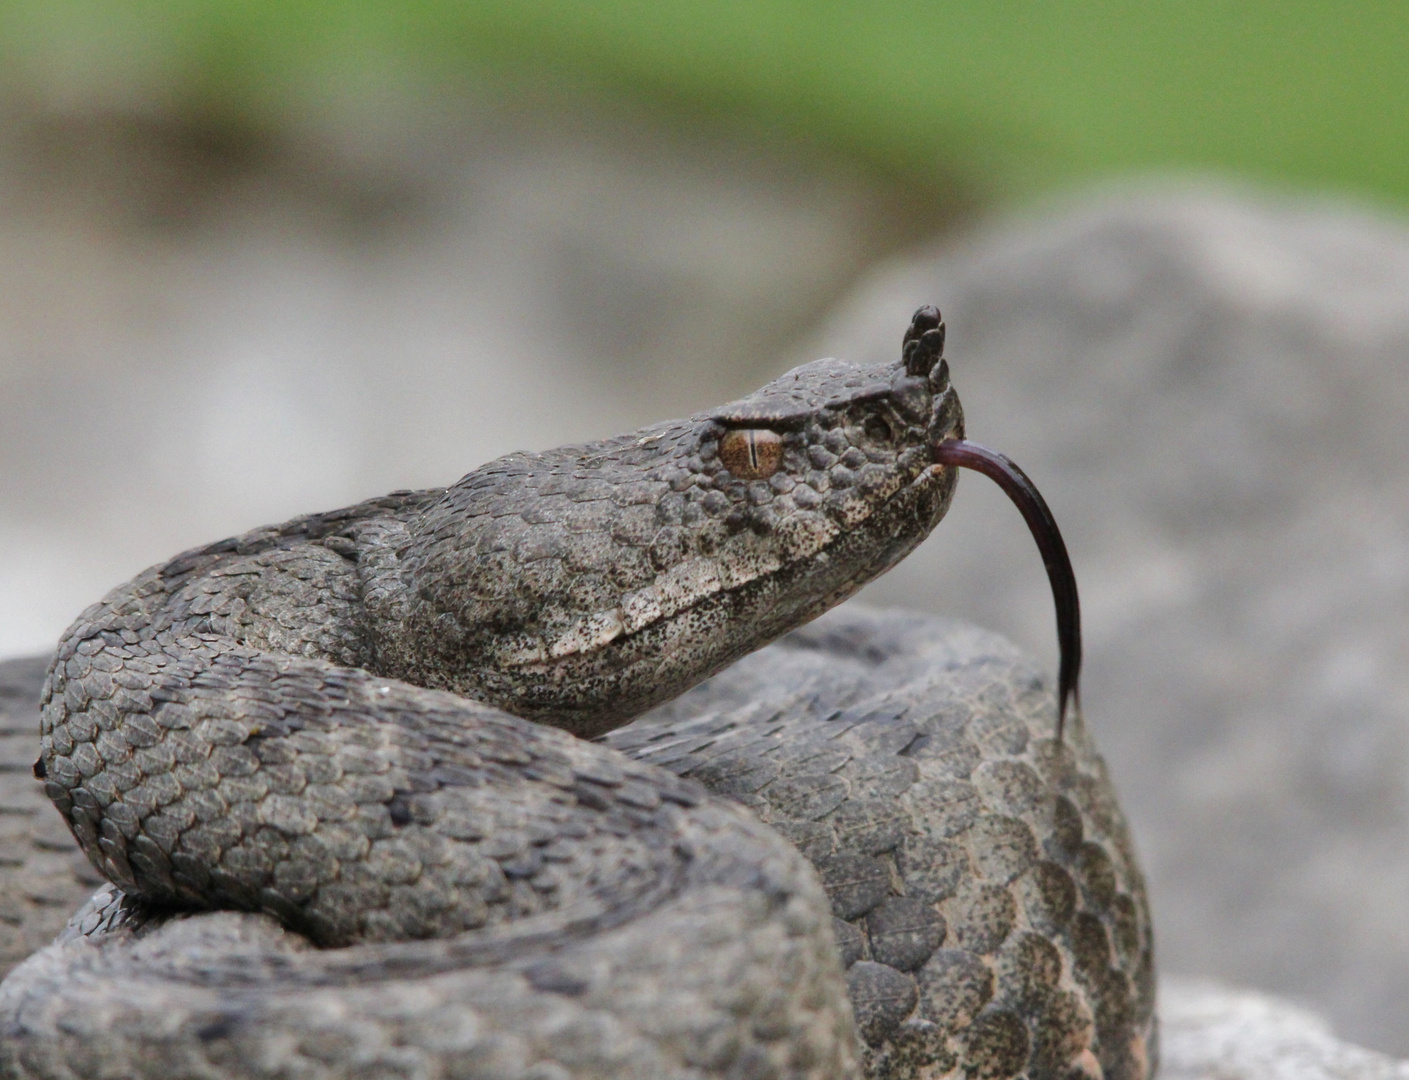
[810,187,1409,1054]
[1160,978,1409,1080]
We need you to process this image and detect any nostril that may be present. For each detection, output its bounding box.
[863,415,893,443]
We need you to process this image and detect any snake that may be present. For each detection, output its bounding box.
[0,307,1156,1080]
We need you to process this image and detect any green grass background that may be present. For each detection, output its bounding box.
[3,1,1407,208]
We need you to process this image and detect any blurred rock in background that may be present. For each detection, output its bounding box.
[816,188,1409,1054]
[1161,978,1409,1080]
[0,90,942,660]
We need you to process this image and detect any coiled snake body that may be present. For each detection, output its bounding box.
[0,310,1155,1079]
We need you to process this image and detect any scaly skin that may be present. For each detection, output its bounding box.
[0,310,1155,1080]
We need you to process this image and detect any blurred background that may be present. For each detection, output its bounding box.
[3,0,1409,1057]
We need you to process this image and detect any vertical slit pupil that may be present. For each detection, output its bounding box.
[719,427,781,479]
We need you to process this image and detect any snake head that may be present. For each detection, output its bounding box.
[381,307,1077,739]
[700,304,963,543]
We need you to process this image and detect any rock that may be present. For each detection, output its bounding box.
[1161,977,1409,1080]
[809,186,1409,1054]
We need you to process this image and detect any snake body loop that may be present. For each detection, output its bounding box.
[0,310,1154,1080]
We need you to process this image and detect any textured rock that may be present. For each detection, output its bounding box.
[1161,977,1409,1080]
[810,187,1409,1054]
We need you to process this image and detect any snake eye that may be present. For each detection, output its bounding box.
[719,428,784,480]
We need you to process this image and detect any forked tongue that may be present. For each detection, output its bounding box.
[932,440,1082,739]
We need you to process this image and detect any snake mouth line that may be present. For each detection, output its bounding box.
[503,458,953,672]
[932,439,1082,738]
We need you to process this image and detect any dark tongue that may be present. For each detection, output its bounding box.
[931,439,1082,738]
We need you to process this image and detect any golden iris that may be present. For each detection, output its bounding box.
[719,428,784,480]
